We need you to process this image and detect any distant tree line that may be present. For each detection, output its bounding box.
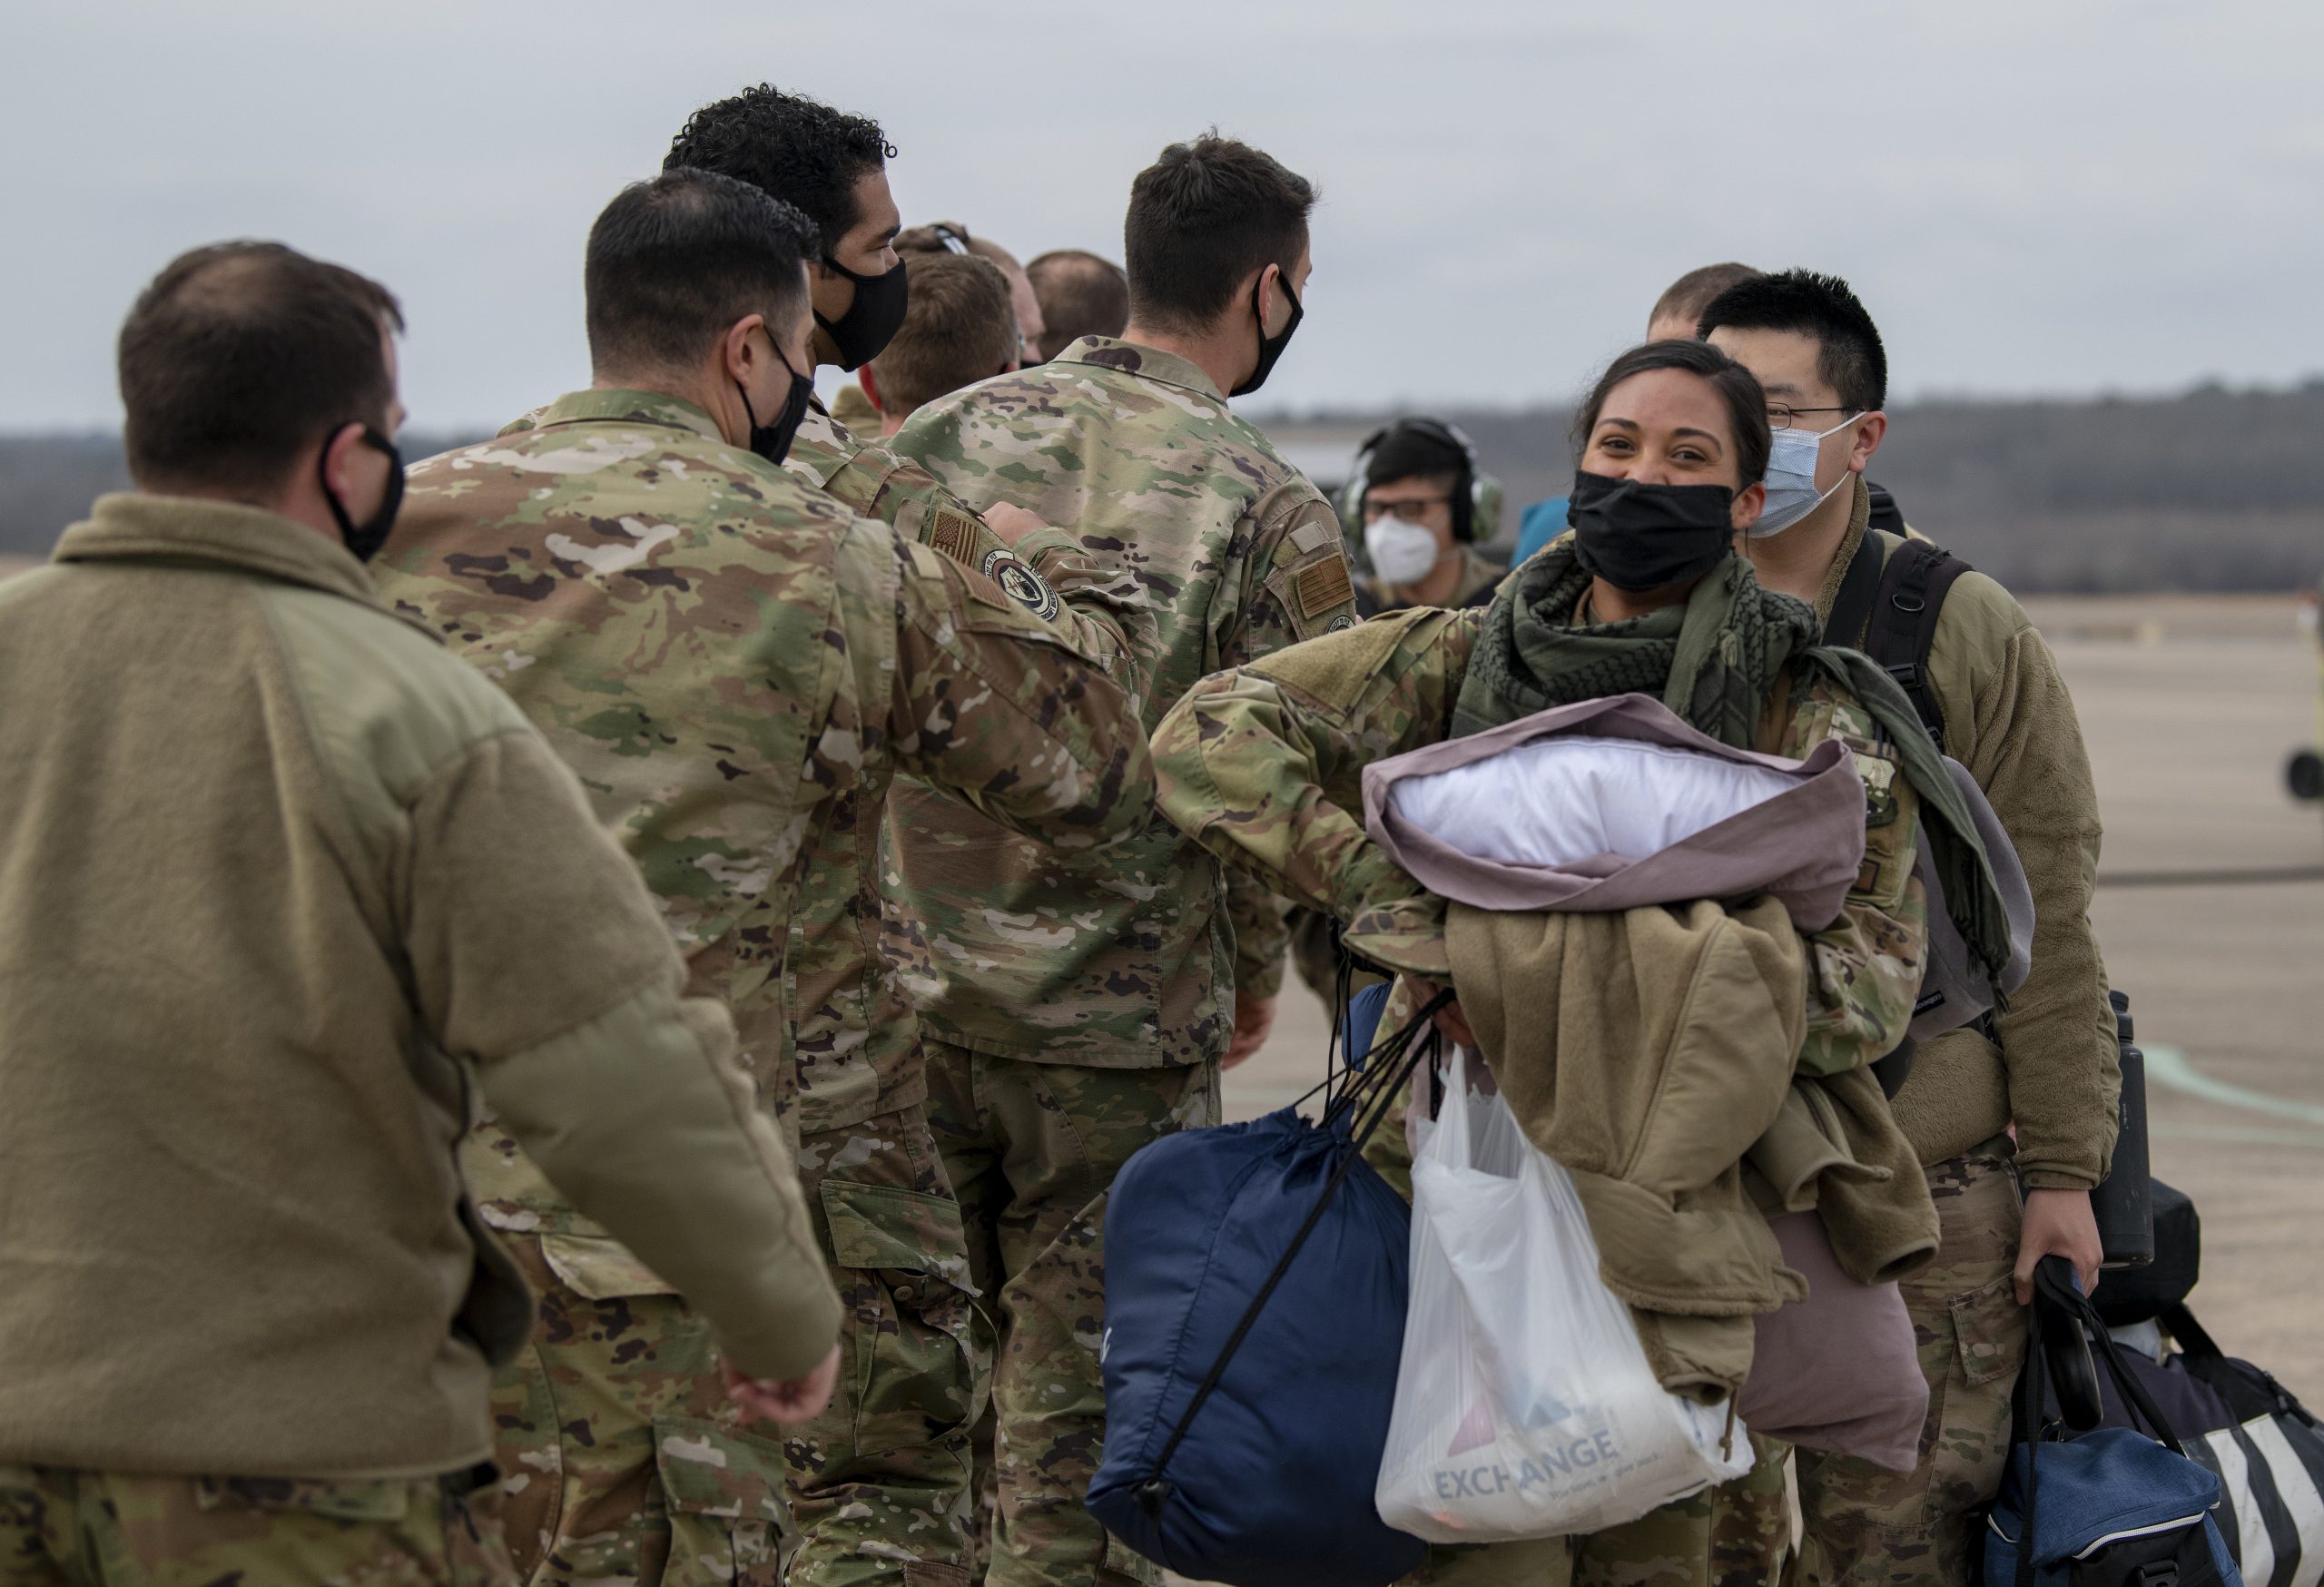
[7,383,2322,590]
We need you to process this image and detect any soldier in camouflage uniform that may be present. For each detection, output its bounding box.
[374,173,1153,1587]
[878,134,1355,1587]
[1697,272,2118,1587]
[662,87,1149,683]
[1149,341,1939,1587]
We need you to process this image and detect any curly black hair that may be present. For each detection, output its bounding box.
[665,85,895,254]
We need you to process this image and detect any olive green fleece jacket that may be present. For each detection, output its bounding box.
[1816,487,2121,1188]
[0,495,841,1478]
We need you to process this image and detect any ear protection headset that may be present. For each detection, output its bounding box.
[1341,418,1488,543]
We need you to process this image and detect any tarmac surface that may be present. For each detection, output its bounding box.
[1224,594,2324,1398]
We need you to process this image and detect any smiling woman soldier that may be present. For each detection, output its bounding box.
[1150,337,2007,1587]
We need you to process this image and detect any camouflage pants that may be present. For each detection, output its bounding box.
[486,1229,793,1586]
[1712,1142,2028,1587]
[485,1103,982,1587]
[0,1466,514,1586]
[921,1039,1217,1587]
[783,1105,989,1587]
[1401,1485,1734,1587]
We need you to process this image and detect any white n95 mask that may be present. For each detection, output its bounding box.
[1365,516,1443,585]
[1752,413,1863,537]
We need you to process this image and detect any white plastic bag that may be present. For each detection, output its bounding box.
[1374,1052,1753,1543]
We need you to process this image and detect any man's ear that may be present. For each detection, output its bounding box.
[720,313,765,386]
[859,363,885,413]
[318,419,365,499]
[1849,412,1889,472]
[1256,261,1285,331]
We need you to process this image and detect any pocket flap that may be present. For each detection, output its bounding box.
[820,1180,968,1278]
[540,1231,679,1300]
[651,1415,790,1522]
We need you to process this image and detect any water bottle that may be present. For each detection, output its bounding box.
[2090,989,2154,1268]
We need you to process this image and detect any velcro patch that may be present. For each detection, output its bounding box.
[980,548,1062,624]
[927,508,980,566]
[1296,554,1354,619]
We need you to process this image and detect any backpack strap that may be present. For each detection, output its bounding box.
[1865,538,1974,747]
[1823,529,1886,649]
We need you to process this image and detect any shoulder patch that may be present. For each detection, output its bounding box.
[979,547,1063,624]
[1296,554,1354,620]
[928,507,980,567]
[1289,519,1336,554]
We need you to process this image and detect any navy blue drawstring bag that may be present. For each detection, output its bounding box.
[1085,991,1437,1587]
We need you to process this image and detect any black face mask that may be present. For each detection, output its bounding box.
[320,424,404,563]
[738,342,815,468]
[1565,468,1737,594]
[815,254,910,371]
[1229,271,1304,398]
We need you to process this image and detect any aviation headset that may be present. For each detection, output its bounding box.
[1341,418,1489,543]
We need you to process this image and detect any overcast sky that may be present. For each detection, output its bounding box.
[5,0,2320,432]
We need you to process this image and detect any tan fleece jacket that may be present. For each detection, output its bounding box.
[1452,898,1939,1401]
[1817,490,2121,1188]
[0,496,840,1477]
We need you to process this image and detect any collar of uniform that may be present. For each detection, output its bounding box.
[1810,478,1876,626]
[531,388,726,444]
[1050,335,1225,403]
[53,492,385,606]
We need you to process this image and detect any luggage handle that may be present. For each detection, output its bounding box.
[1134,989,1453,1517]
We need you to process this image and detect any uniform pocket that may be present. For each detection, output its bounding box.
[1950,1272,2029,1388]
[539,1231,679,1300]
[821,1180,986,1460]
[652,1416,788,1587]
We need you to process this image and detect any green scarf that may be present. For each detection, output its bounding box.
[1456,546,2011,981]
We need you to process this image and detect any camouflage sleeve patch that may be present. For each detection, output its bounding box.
[1246,484,1360,651]
[927,506,980,567]
[976,547,1063,624]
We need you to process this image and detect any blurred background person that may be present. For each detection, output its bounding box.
[1344,417,1504,616]
[859,251,1021,434]
[835,221,1041,434]
[1027,248,1131,361]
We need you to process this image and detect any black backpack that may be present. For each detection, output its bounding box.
[1823,530,1974,747]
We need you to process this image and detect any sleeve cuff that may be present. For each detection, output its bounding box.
[2018,1167,2103,1194]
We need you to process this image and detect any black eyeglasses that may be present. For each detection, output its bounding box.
[1766,404,1854,430]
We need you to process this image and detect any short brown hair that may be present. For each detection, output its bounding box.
[866,253,1017,419]
[1026,250,1128,360]
[1125,132,1315,332]
[119,242,402,493]
[1648,262,1762,337]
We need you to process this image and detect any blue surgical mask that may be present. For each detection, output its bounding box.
[1750,413,1863,537]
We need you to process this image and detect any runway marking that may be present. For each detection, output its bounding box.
[2145,1044,2324,1130]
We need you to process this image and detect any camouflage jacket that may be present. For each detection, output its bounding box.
[883,335,1360,1067]
[1151,606,1930,1078]
[786,403,1153,694]
[374,389,1153,1146]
